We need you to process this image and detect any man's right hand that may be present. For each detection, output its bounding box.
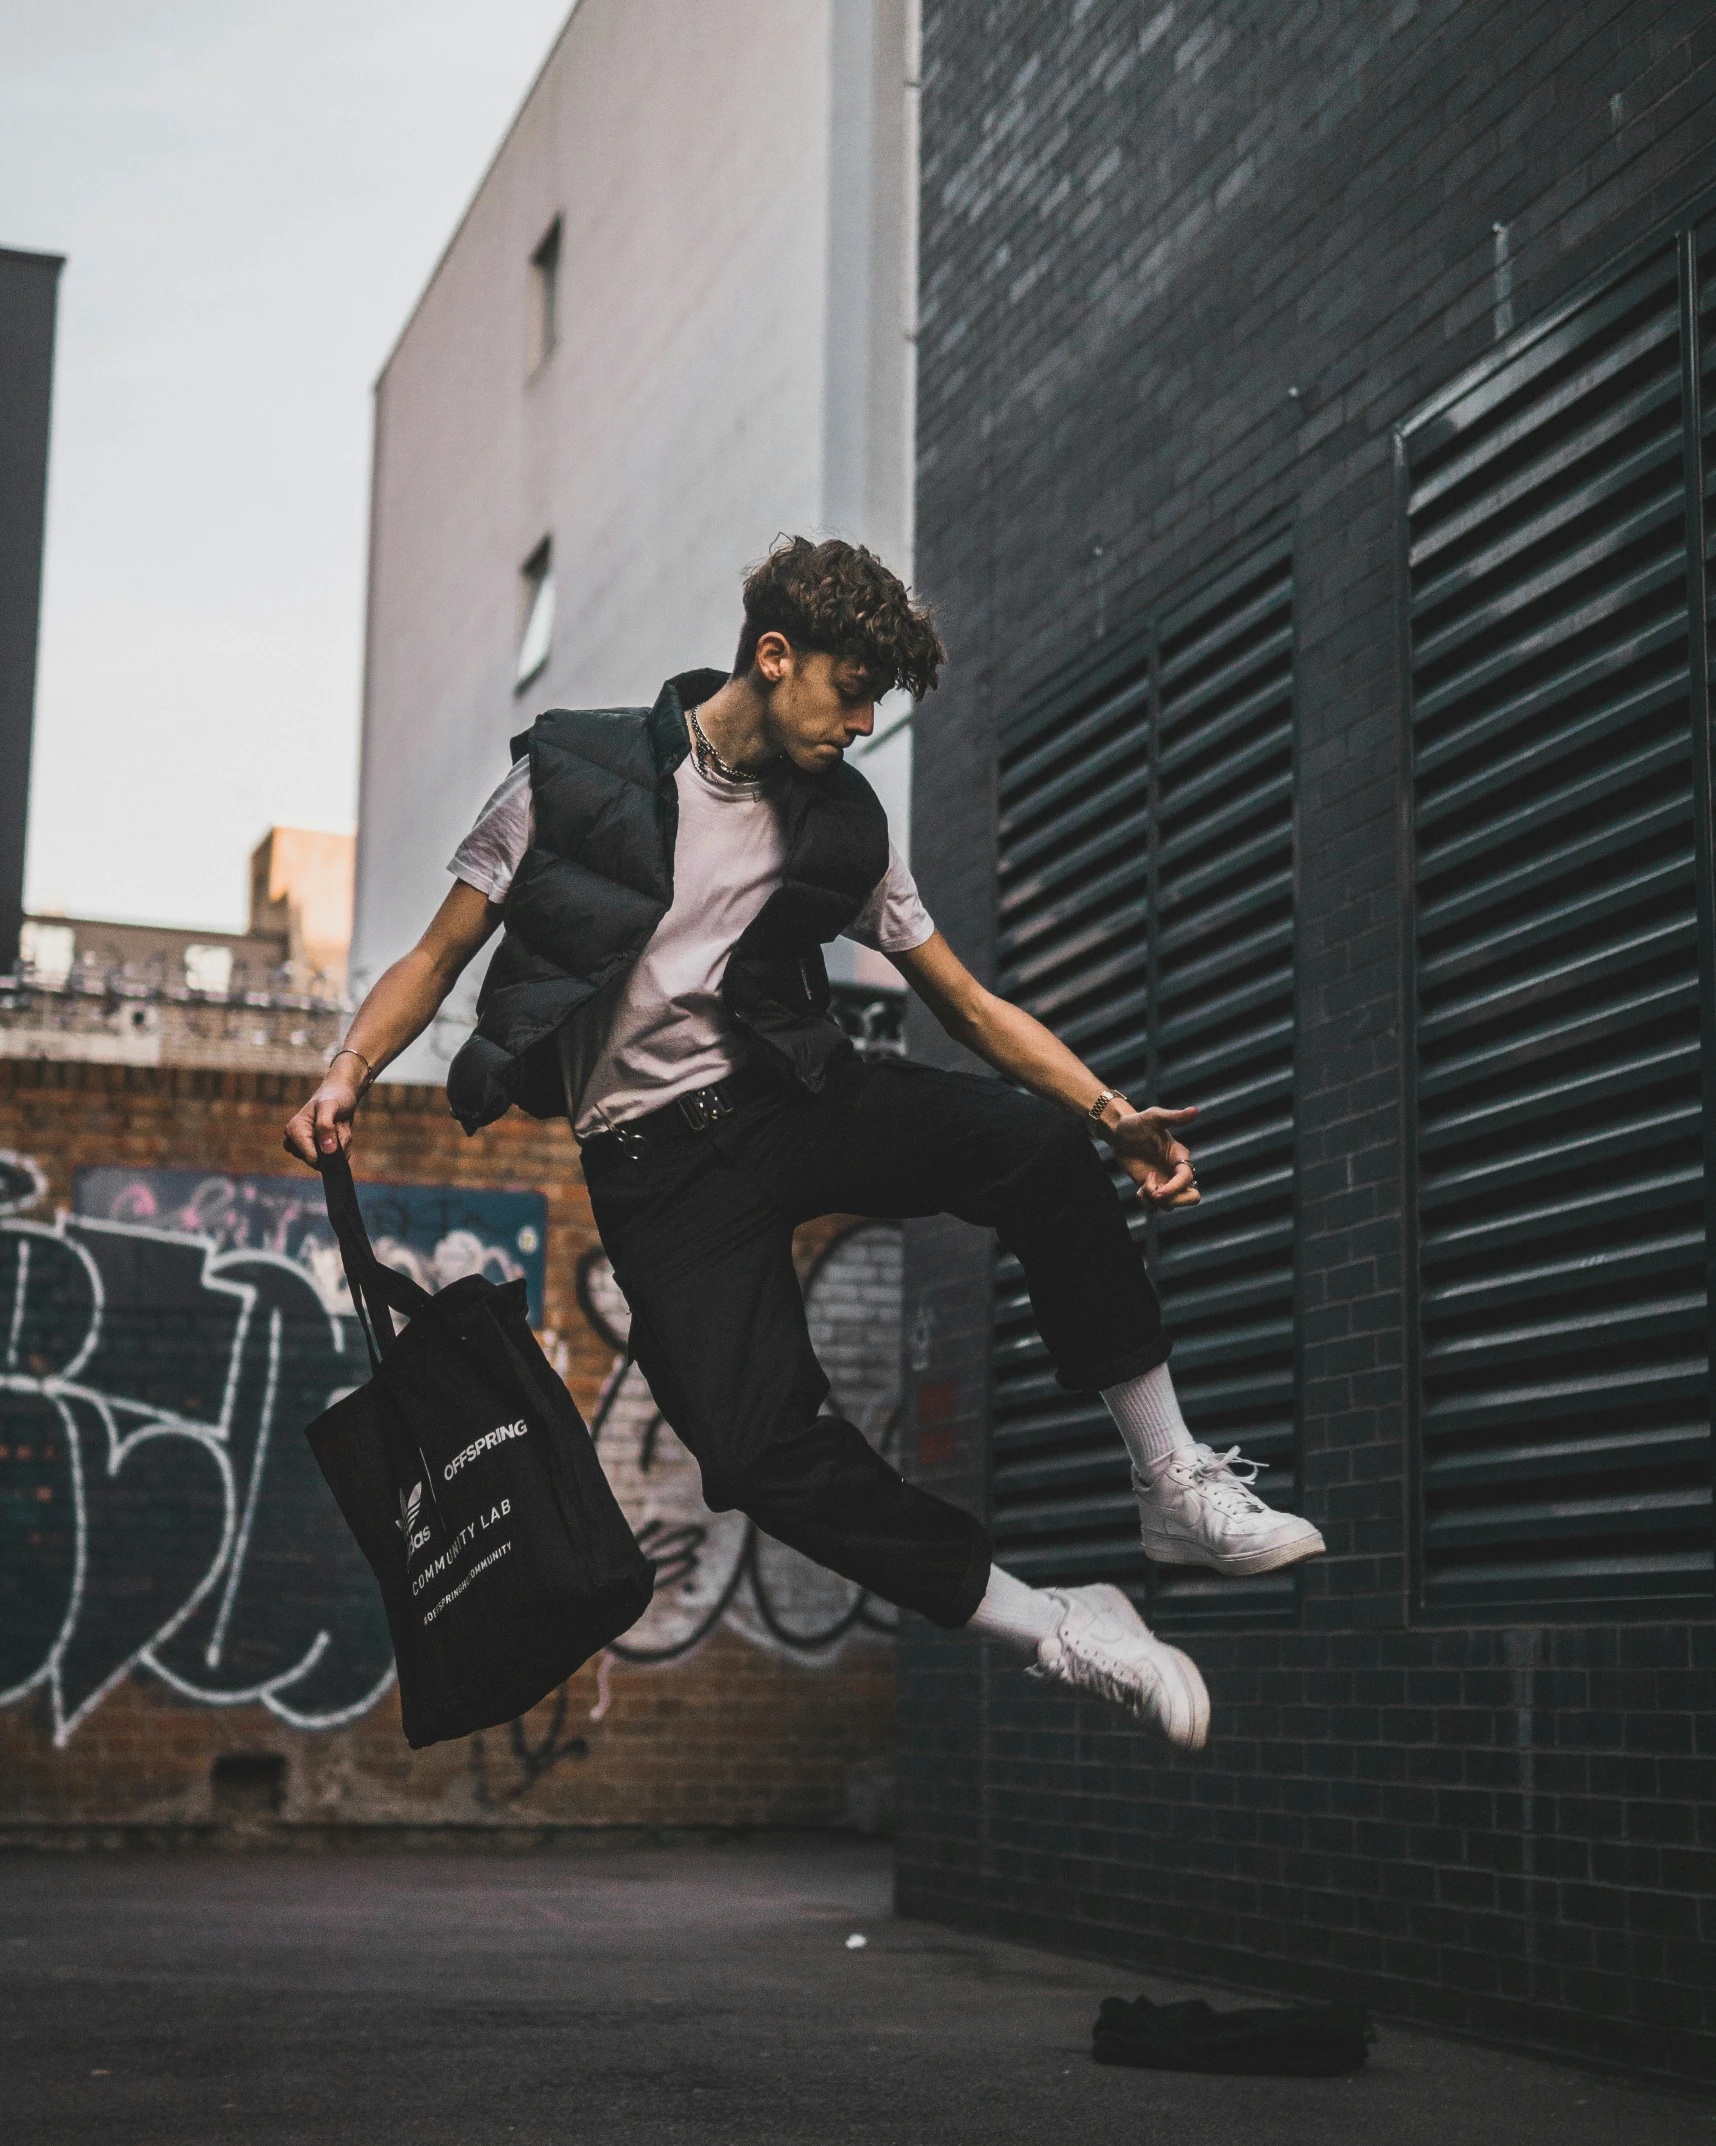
[279,881,503,1171]
[284,1065,365,1168]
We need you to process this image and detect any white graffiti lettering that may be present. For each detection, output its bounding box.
[0,1204,395,1744]
[574,1226,903,1669]
[2,1156,899,1749]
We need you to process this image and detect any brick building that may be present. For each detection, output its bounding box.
[0,1064,897,1838]
[4,827,354,1076]
[897,0,1715,2083]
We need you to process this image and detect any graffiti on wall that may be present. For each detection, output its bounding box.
[580,1226,902,1665]
[0,1151,47,1212]
[1,1156,901,1747]
[75,1167,546,1323]
[1,1167,547,1744]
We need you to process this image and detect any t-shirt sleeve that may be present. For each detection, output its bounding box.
[844,843,936,956]
[447,758,533,904]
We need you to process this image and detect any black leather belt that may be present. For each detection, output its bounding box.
[582,1064,781,1161]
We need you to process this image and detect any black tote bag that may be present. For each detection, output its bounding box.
[303,1149,655,1748]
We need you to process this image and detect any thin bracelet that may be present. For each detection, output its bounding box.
[331,1046,374,1088]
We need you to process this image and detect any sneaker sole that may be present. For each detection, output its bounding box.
[1140,1526,1327,1577]
[1073,1585,1211,1752]
[1161,1643,1210,1752]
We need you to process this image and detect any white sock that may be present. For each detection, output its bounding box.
[1103,1361,1195,1483]
[964,1565,1061,1657]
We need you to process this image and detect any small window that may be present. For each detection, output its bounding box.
[20,921,74,985]
[529,217,561,372]
[184,944,234,994]
[515,539,555,691]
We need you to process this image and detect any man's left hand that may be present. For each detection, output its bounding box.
[1104,1102,1200,1208]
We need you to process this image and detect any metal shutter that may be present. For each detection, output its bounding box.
[1704,212,1716,720]
[1402,232,1716,1613]
[990,532,1299,1626]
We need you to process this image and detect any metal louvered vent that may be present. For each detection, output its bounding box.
[1704,213,1716,677]
[989,533,1298,1627]
[1403,233,1716,1614]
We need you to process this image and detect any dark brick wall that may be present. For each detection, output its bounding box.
[900,0,1716,2083]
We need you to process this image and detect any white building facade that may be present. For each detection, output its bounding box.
[354,0,921,1081]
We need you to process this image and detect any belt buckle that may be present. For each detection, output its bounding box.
[677,1084,732,1133]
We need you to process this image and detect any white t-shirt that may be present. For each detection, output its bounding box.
[448,752,934,1136]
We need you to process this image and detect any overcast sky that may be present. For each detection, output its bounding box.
[3,0,573,930]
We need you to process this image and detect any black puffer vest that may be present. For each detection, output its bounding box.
[446,668,891,1134]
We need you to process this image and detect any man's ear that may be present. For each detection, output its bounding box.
[752,631,794,685]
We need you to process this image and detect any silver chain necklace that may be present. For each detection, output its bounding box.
[687,703,760,786]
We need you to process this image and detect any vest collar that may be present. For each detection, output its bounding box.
[649,667,730,781]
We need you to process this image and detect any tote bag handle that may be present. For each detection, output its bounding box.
[316,1146,434,1371]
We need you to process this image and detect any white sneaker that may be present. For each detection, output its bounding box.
[1136,1445,1325,1576]
[1027,1583,1210,1750]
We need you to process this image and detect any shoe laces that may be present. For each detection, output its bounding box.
[1185,1443,1268,1515]
[1029,1648,1136,1713]
[1028,1594,1160,1719]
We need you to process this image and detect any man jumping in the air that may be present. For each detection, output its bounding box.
[285,537,1323,1749]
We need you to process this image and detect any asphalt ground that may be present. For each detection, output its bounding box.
[1,1838,1709,2146]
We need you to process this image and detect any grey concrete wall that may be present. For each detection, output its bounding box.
[354,0,922,1076]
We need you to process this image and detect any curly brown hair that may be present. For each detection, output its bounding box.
[733,536,945,700]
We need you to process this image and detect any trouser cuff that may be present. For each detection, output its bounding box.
[928,1518,996,1631]
[1055,1334,1172,1394]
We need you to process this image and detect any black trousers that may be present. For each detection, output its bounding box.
[581,1057,1170,1630]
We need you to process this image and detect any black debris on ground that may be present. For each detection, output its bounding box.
[1093,1991,1372,2075]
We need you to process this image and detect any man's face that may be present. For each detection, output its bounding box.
[756,640,877,771]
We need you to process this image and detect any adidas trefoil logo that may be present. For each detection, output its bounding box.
[395,1480,424,1537]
